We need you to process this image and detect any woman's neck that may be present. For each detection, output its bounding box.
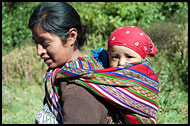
[57,49,85,69]
[70,49,85,60]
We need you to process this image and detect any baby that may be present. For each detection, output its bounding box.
[93,26,157,68]
[108,26,157,67]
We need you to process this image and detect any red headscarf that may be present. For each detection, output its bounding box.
[108,26,157,59]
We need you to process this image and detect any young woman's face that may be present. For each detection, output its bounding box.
[32,27,76,68]
[109,45,143,67]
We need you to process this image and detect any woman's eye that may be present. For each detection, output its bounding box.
[42,42,49,48]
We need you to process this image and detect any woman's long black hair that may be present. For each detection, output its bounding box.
[28,2,88,50]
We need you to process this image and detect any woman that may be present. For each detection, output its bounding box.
[28,2,108,124]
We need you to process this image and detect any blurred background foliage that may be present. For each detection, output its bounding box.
[2,2,188,55]
[2,2,188,124]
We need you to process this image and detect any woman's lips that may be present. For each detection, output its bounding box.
[44,58,51,64]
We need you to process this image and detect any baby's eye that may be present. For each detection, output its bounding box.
[126,56,133,58]
[112,56,119,60]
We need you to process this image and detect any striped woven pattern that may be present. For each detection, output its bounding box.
[44,56,159,124]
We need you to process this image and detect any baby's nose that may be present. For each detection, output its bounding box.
[118,59,127,66]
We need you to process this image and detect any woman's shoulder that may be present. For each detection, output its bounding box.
[64,55,104,70]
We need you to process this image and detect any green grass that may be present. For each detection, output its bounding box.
[151,53,188,124]
[157,89,188,124]
[2,81,44,124]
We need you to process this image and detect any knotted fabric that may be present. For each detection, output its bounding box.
[44,56,160,124]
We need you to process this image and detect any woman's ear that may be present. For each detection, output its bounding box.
[66,28,77,47]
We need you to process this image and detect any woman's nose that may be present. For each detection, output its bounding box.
[37,44,46,57]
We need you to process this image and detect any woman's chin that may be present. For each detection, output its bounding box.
[46,63,55,69]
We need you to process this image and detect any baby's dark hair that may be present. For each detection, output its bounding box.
[28,2,88,50]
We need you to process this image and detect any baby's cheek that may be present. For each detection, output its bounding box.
[109,61,117,68]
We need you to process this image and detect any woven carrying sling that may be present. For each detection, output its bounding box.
[44,56,159,124]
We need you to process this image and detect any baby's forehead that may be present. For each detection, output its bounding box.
[109,45,136,54]
[109,45,143,58]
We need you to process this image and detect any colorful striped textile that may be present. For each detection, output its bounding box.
[44,56,160,124]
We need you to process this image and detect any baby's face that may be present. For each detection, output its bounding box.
[109,45,143,67]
